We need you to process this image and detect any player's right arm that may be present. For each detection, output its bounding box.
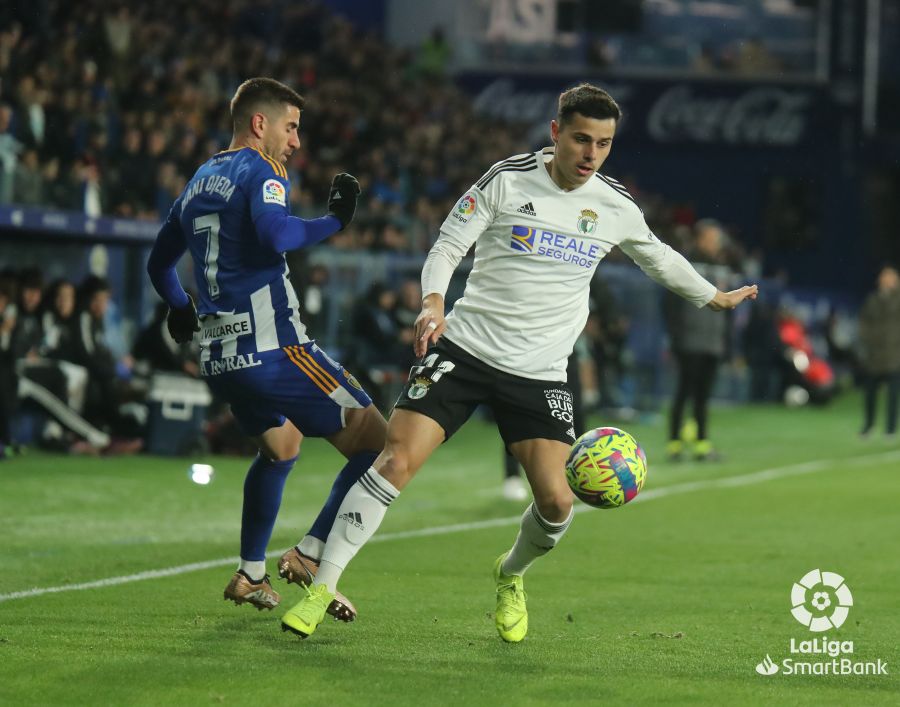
[416,180,499,355]
[147,196,200,343]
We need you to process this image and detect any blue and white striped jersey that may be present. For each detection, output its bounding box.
[172,147,309,371]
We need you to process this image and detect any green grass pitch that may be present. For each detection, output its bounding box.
[1,393,898,705]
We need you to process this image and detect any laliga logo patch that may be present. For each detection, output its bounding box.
[577,208,598,235]
[453,193,476,223]
[458,193,476,215]
[262,178,286,206]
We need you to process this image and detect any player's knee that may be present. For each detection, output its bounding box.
[260,435,300,461]
[374,447,415,490]
[267,443,299,462]
[533,492,573,524]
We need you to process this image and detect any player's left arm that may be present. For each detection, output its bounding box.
[618,209,757,310]
[251,167,360,252]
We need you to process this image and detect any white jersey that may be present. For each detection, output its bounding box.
[422,148,717,381]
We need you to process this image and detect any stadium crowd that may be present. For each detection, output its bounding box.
[0,0,525,254]
[0,0,751,259]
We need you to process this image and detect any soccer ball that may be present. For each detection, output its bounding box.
[565,427,647,509]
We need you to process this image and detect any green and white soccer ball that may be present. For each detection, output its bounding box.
[565,427,648,509]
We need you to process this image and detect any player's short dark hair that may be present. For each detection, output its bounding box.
[557,83,621,128]
[230,78,305,131]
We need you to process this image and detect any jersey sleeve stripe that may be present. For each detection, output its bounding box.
[476,154,537,190]
[284,346,337,393]
[477,162,538,190]
[297,346,341,389]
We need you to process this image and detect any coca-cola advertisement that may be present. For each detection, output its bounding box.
[461,73,833,149]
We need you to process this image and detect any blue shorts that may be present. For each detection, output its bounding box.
[204,342,373,438]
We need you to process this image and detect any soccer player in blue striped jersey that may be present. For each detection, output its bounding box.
[147,78,386,620]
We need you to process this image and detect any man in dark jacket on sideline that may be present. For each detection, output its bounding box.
[665,220,735,460]
[858,265,900,438]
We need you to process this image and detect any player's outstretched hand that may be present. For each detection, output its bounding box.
[414,294,446,358]
[328,173,361,230]
[707,285,758,311]
[167,295,200,343]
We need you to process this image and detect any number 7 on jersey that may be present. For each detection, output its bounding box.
[193,213,221,300]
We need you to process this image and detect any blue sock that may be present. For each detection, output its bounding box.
[240,454,297,561]
[307,451,378,542]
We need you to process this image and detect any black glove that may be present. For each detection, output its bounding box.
[167,295,200,344]
[327,173,361,230]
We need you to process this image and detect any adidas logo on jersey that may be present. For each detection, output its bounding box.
[517,202,537,216]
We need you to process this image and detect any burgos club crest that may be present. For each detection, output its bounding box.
[577,209,598,235]
[407,376,433,400]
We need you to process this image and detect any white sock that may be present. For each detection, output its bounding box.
[313,468,399,592]
[239,559,267,582]
[296,535,324,561]
[501,503,573,577]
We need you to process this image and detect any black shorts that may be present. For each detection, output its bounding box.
[394,338,576,446]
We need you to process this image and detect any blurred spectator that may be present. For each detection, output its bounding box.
[353,282,405,368]
[586,38,614,69]
[394,278,422,367]
[15,75,46,150]
[68,155,104,216]
[12,148,43,205]
[743,299,781,402]
[664,220,734,461]
[74,275,136,435]
[40,158,70,209]
[0,274,18,456]
[585,278,628,411]
[41,279,79,361]
[11,267,43,361]
[417,27,451,78]
[132,301,199,378]
[109,127,153,215]
[858,265,900,439]
[0,103,22,203]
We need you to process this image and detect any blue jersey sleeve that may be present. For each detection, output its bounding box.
[147,196,190,309]
[248,158,341,253]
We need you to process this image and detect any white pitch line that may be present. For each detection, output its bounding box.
[2,449,898,604]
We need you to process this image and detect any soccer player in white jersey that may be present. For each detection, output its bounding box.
[282,84,758,641]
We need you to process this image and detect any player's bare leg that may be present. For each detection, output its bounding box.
[224,422,302,610]
[279,404,387,622]
[509,438,573,524]
[329,404,388,459]
[281,409,444,638]
[492,438,574,642]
